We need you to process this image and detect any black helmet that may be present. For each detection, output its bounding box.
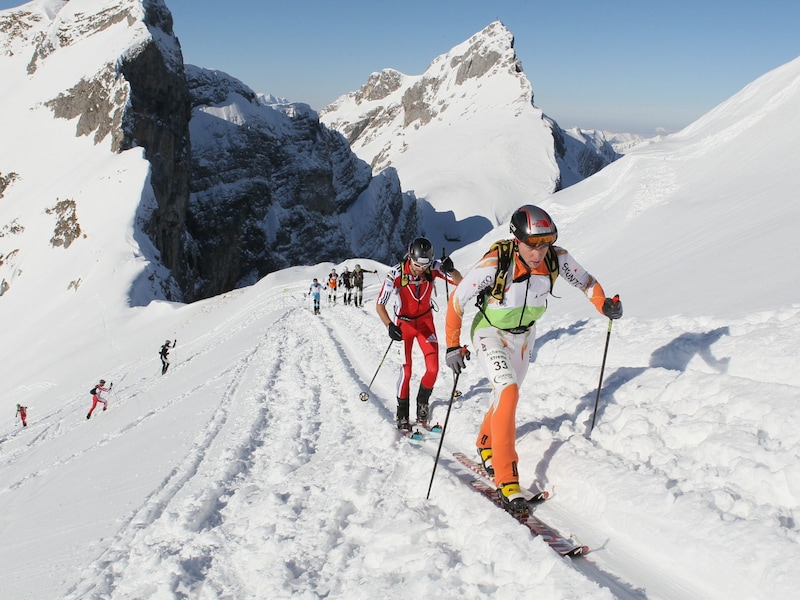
[510,205,558,246]
[408,237,434,265]
[99,379,106,384]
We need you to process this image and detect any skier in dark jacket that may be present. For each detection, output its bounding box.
[339,267,355,305]
[160,339,176,375]
[352,264,377,308]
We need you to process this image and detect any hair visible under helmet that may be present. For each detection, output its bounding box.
[408,237,434,265]
[509,205,558,246]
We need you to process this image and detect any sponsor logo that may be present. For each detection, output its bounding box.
[560,261,581,285]
[492,373,514,386]
[475,274,494,291]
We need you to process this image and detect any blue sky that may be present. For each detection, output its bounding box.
[5,0,800,135]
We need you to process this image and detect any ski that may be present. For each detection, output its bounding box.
[469,478,589,557]
[452,452,548,502]
[398,421,443,441]
[451,452,588,557]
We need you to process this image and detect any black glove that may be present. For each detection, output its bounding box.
[110,382,114,388]
[440,256,454,274]
[445,346,470,374]
[602,296,623,320]
[388,323,403,341]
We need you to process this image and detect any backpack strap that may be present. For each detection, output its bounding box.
[400,261,432,287]
[488,240,515,301]
[544,245,559,295]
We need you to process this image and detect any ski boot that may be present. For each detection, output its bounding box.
[497,482,528,516]
[478,447,495,478]
[396,398,411,430]
[416,385,433,425]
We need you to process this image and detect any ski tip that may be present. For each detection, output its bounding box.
[561,545,590,558]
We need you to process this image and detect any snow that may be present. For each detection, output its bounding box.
[2,2,800,598]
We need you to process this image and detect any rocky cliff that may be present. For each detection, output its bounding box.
[0,0,414,303]
[184,66,415,299]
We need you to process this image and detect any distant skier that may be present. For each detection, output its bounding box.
[308,278,323,314]
[15,403,27,427]
[352,264,377,308]
[87,379,112,419]
[339,267,354,305]
[327,269,338,304]
[160,339,176,375]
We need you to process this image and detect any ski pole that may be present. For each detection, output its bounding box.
[426,372,461,500]
[359,340,394,401]
[441,247,449,297]
[588,295,618,436]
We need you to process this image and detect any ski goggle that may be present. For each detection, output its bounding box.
[410,260,430,269]
[516,233,557,249]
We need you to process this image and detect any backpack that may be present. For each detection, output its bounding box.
[480,239,559,304]
[90,386,97,395]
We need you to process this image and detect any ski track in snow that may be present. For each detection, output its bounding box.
[41,296,614,600]
[4,281,800,599]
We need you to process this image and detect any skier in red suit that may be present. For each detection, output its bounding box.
[375,237,461,429]
[87,379,112,419]
[15,403,27,427]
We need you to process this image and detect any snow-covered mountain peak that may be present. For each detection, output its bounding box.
[428,20,523,91]
[320,21,617,251]
[322,20,531,141]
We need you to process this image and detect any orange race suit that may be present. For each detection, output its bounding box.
[445,242,607,487]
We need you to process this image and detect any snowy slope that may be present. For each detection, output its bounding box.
[2,268,799,599]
